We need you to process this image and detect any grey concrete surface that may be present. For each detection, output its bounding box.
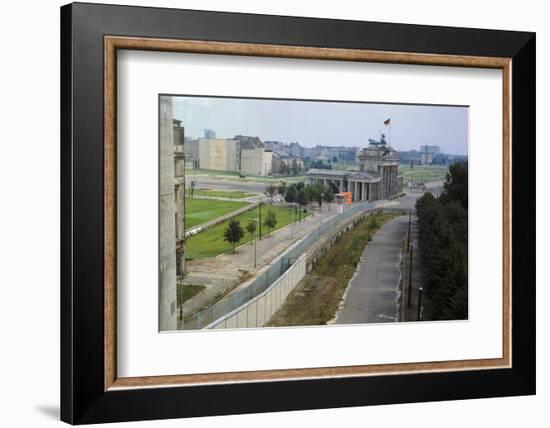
[194,176,269,194]
[336,215,409,324]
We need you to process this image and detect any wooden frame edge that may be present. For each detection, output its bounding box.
[103,35,512,391]
[502,61,512,370]
[104,36,117,390]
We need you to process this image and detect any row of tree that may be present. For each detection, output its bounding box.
[223,211,278,254]
[415,162,468,320]
[224,179,338,254]
[265,181,337,211]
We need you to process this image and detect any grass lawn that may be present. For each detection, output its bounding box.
[177,283,206,307]
[399,164,448,184]
[185,205,310,259]
[185,198,250,229]
[265,212,398,327]
[192,189,256,199]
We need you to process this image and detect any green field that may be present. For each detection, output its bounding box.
[398,164,449,184]
[192,189,256,199]
[186,205,309,259]
[185,198,250,229]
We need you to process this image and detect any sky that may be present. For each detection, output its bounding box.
[172,95,469,156]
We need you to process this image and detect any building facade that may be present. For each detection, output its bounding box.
[272,150,304,174]
[240,147,273,176]
[173,120,186,279]
[183,137,199,164]
[198,138,240,172]
[159,96,180,331]
[307,135,402,202]
[203,128,216,139]
[419,145,440,155]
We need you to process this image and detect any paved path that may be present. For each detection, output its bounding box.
[336,215,409,325]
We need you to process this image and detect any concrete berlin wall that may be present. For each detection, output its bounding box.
[207,254,306,329]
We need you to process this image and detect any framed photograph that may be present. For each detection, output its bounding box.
[61,2,535,424]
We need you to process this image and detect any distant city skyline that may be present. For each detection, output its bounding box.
[172,96,469,156]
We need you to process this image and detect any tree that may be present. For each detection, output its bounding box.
[440,161,468,209]
[415,162,468,321]
[265,184,277,200]
[277,181,288,199]
[284,184,297,203]
[296,188,310,221]
[279,162,290,175]
[223,219,245,254]
[291,159,300,176]
[328,181,339,194]
[322,185,335,209]
[308,182,325,208]
[309,159,331,170]
[263,211,277,235]
[283,181,302,204]
[245,220,257,242]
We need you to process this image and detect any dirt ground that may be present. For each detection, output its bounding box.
[266,275,341,327]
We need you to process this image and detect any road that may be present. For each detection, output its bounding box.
[335,215,409,324]
[194,176,268,194]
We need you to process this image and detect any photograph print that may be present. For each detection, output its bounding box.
[159,95,469,332]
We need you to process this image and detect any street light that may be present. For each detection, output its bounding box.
[253,219,258,269]
[258,197,263,240]
[319,193,324,238]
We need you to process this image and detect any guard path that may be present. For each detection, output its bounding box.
[336,215,409,324]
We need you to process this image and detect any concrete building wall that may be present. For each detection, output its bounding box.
[263,150,273,175]
[420,152,433,165]
[198,138,239,172]
[159,96,178,331]
[240,148,264,176]
[240,148,272,176]
[420,145,440,154]
[184,138,199,162]
[272,156,283,174]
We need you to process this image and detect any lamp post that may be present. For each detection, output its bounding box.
[258,197,263,240]
[253,219,258,269]
[407,211,412,251]
[407,244,414,308]
[319,193,324,238]
[417,286,424,321]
